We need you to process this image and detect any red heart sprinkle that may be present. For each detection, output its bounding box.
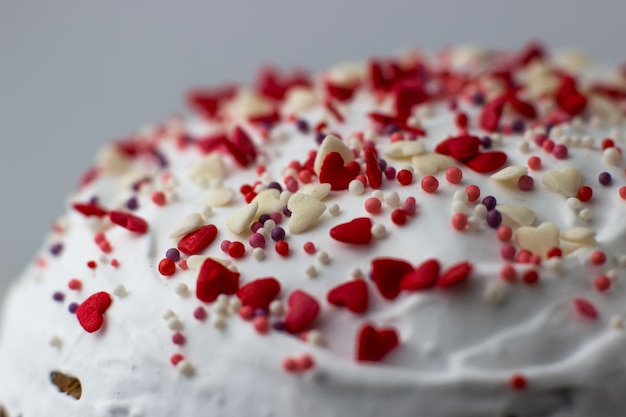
[178,225,218,255]
[507,94,537,119]
[232,126,258,166]
[437,261,473,288]
[109,211,149,234]
[186,85,236,118]
[365,147,382,189]
[400,258,441,291]
[371,257,413,299]
[463,151,507,173]
[196,258,240,303]
[284,290,320,334]
[356,323,400,362]
[393,79,429,120]
[435,135,481,160]
[327,280,369,313]
[319,152,361,190]
[72,202,108,218]
[77,291,112,333]
[329,217,373,245]
[556,77,587,116]
[479,95,507,132]
[325,80,359,102]
[237,277,281,310]
[574,298,598,320]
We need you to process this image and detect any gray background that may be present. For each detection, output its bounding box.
[1,0,625,297]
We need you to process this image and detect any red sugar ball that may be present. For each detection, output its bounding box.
[151,191,167,206]
[68,279,82,290]
[619,186,626,200]
[590,250,606,265]
[227,241,246,258]
[239,305,254,321]
[500,264,517,283]
[170,353,184,366]
[527,156,541,171]
[421,176,439,193]
[517,175,534,191]
[451,213,468,231]
[522,269,539,285]
[542,139,555,152]
[602,138,615,150]
[303,241,316,255]
[509,373,528,390]
[497,226,513,242]
[594,275,611,292]
[276,240,290,257]
[391,209,408,226]
[253,316,270,334]
[547,247,562,258]
[397,169,414,186]
[365,198,382,214]
[577,186,593,202]
[158,258,176,277]
[455,112,469,128]
[445,167,463,184]
[465,184,480,202]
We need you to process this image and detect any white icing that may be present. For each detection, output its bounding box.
[1,53,626,417]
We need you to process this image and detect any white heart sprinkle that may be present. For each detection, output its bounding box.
[169,213,204,239]
[490,165,528,181]
[189,153,227,186]
[514,222,560,258]
[383,141,425,158]
[313,135,354,175]
[226,202,259,235]
[496,205,536,228]
[252,189,290,217]
[203,188,234,207]
[298,183,332,200]
[541,166,581,197]
[560,227,597,246]
[411,154,455,175]
[285,87,318,114]
[287,193,326,234]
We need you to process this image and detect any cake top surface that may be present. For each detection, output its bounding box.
[2,43,626,417]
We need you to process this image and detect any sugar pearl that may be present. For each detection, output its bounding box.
[603,148,621,166]
[113,284,128,298]
[566,197,581,210]
[305,265,318,278]
[453,190,469,202]
[451,200,468,214]
[253,247,266,260]
[213,314,227,329]
[329,204,341,216]
[579,208,592,221]
[371,224,387,239]
[484,282,508,305]
[178,360,195,377]
[611,315,625,330]
[269,300,285,316]
[167,317,183,331]
[473,204,488,218]
[316,251,330,265]
[385,191,401,208]
[307,330,326,346]
[350,267,363,279]
[371,190,384,200]
[349,179,365,195]
[175,283,190,297]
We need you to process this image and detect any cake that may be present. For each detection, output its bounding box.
[2,42,626,417]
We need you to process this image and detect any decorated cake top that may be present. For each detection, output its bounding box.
[2,42,626,417]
